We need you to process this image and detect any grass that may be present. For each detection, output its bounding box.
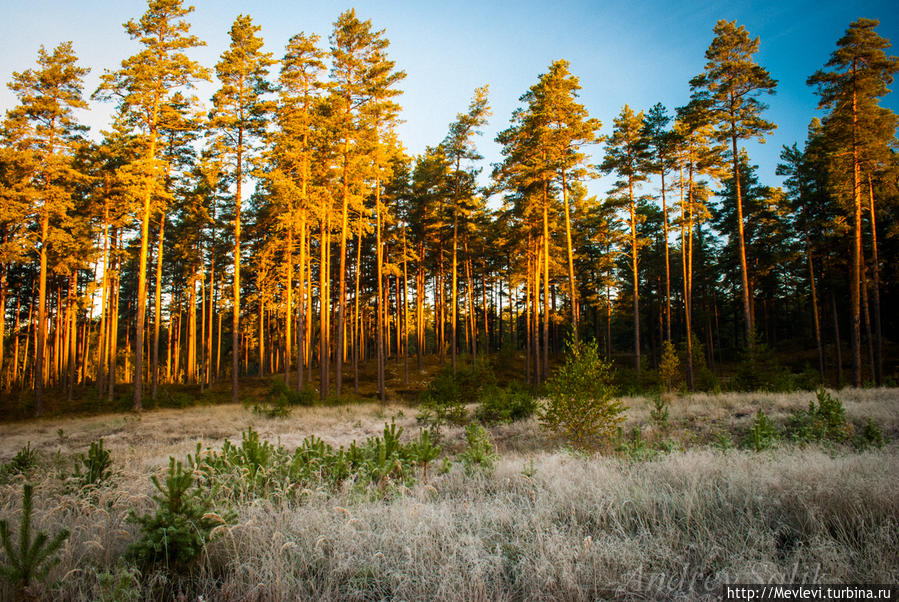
[0,388,896,600]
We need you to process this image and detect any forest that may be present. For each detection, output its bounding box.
[0,1,897,419]
[0,3,897,600]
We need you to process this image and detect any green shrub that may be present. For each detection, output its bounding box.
[855,419,884,450]
[649,396,669,431]
[129,458,231,572]
[617,426,658,462]
[73,439,112,488]
[419,359,498,428]
[254,379,317,416]
[459,424,498,474]
[474,382,536,424]
[658,340,680,393]
[191,422,442,498]
[745,409,778,451]
[785,388,852,444]
[1,443,38,482]
[96,561,141,602]
[0,483,70,597]
[539,339,626,451]
[409,429,441,480]
[713,431,734,453]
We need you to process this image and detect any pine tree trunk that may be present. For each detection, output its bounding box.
[376,180,386,402]
[108,246,120,403]
[451,198,459,377]
[320,221,330,400]
[66,272,77,402]
[11,295,21,390]
[682,159,694,391]
[867,176,882,387]
[152,214,165,400]
[232,130,243,403]
[353,229,362,394]
[188,275,197,383]
[35,212,50,415]
[525,242,532,385]
[730,126,753,347]
[628,176,640,375]
[284,228,293,386]
[336,111,351,397]
[661,169,671,342]
[402,227,409,384]
[416,242,425,370]
[806,236,824,382]
[297,217,306,391]
[561,169,578,336]
[0,236,6,391]
[134,98,160,411]
[849,77,862,388]
[542,182,550,382]
[465,241,476,361]
[258,288,265,378]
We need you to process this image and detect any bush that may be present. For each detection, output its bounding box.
[539,339,626,451]
[73,439,112,488]
[682,336,720,392]
[855,419,884,450]
[418,360,497,429]
[254,379,317,416]
[649,396,670,431]
[745,409,778,452]
[0,483,70,597]
[475,382,536,424]
[129,458,231,572]
[190,423,443,498]
[1,443,38,482]
[785,388,852,444]
[458,424,498,474]
[658,341,680,393]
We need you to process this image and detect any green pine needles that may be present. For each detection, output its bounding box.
[128,458,228,572]
[73,438,113,488]
[539,339,626,451]
[0,483,70,596]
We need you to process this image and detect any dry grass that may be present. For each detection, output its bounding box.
[0,389,897,600]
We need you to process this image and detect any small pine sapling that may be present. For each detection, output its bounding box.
[0,483,70,597]
[73,439,112,488]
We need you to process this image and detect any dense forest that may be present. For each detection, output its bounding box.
[1,1,897,417]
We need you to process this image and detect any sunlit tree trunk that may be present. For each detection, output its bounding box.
[806,235,824,382]
[867,176,882,386]
[152,213,165,400]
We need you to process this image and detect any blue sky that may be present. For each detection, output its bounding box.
[2,0,897,202]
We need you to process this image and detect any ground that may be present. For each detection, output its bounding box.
[0,388,896,600]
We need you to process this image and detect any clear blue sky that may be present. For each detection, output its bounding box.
[2,0,897,201]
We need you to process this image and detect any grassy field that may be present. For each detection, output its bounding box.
[0,388,896,600]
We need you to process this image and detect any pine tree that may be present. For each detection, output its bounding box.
[808,18,898,387]
[601,104,649,374]
[209,14,273,403]
[642,103,675,342]
[537,60,600,337]
[690,19,777,348]
[4,42,88,415]
[95,0,207,410]
[442,85,490,375]
[269,32,326,391]
[673,104,724,390]
[329,9,404,397]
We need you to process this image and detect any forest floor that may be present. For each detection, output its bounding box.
[0,387,896,600]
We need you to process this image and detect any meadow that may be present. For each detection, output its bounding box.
[0,387,896,600]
